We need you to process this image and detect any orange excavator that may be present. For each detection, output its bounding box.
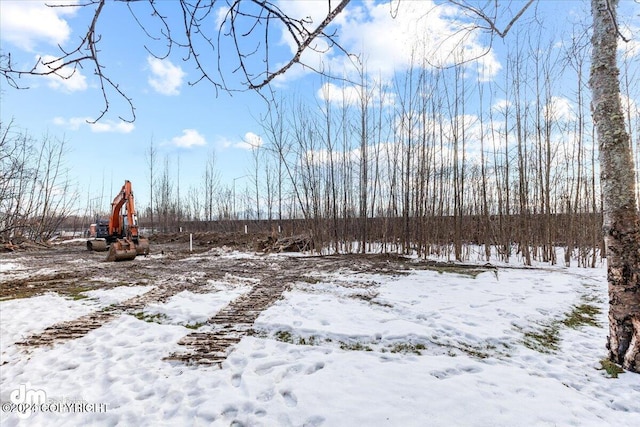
[87,180,150,261]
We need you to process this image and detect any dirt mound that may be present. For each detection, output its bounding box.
[148,231,271,250]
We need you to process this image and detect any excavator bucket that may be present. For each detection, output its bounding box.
[106,239,137,262]
[87,239,108,252]
[135,238,150,255]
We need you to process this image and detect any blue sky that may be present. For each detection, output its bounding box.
[1,0,638,215]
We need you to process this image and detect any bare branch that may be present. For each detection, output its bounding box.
[605,0,630,42]
[447,0,535,38]
[1,0,352,121]
[248,0,351,89]
[1,0,135,122]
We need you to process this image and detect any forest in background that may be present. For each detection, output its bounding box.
[2,26,638,268]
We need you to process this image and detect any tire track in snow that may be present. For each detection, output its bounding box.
[9,248,490,366]
[164,254,496,366]
[16,283,195,347]
[165,276,293,365]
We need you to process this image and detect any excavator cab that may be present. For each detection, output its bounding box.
[95,219,109,239]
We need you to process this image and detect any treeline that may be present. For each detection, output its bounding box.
[0,120,77,243]
[143,29,638,267]
[139,213,601,266]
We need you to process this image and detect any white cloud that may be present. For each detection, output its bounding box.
[317,82,362,105]
[491,99,512,113]
[274,0,501,86]
[36,55,88,92]
[316,81,396,108]
[214,133,262,151]
[621,29,640,60]
[171,129,207,148]
[53,117,134,133]
[90,121,135,134]
[215,5,231,28]
[214,136,234,150]
[147,56,186,95]
[544,96,576,122]
[0,1,77,51]
[234,132,263,150]
[470,50,502,83]
[53,116,85,130]
[304,145,360,167]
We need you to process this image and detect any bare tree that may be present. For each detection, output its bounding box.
[476,70,491,261]
[589,0,640,373]
[356,67,372,254]
[186,184,202,221]
[247,138,262,221]
[144,138,157,234]
[155,156,174,232]
[261,96,290,228]
[318,79,340,253]
[0,121,76,243]
[203,150,219,222]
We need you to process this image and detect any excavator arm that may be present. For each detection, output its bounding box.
[108,180,139,242]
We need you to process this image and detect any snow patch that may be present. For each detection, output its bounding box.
[1,253,638,426]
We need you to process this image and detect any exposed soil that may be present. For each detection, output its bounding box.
[149,231,273,251]
[1,233,496,365]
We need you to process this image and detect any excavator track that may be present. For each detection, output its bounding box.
[165,278,293,365]
[16,283,196,347]
[10,250,451,367]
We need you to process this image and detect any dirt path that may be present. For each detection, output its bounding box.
[2,239,496,365]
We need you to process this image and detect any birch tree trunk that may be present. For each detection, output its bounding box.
[590,0,640,372]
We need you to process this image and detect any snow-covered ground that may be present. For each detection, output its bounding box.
[1,253,639,426]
